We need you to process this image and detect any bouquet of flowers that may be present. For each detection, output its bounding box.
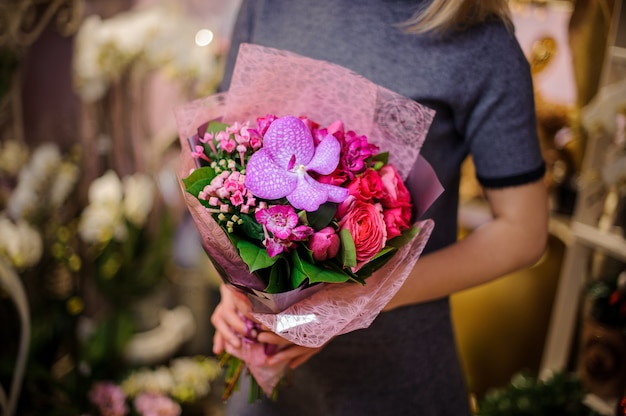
[175,43,442,398]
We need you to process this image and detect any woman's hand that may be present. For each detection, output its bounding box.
[211,283,253,355]
[211,283,326,368]
[257,330,324,369]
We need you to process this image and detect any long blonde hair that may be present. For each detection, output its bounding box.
[401,0,512,34]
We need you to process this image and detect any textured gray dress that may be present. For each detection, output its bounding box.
[219,1,546,415]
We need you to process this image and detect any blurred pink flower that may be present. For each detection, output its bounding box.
[88,382,128,416]
[133,393,181,416]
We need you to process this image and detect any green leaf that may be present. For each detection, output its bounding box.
[371,151,389,166]
[236,239,279,272]
[291,250,354,286]
[183,166,217,191]
[206,120,230,135]
[387,225,421,248]
[303,202,338,230]
[338,228,357,268]
[356,246,397,279]
[238,213,264,241]
[265,257,290,293]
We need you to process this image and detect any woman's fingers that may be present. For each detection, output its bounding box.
[210,284,254,350]
[212,330,225,355]
[266,344,323,368]
[256,331,291,347]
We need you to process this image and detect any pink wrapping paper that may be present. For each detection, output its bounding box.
[175,43,442,397]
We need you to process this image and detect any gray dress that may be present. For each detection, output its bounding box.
[219,1,545,415]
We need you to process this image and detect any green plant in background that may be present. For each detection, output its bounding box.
[77,169,174,306]
[476,371,601,416]
[586,270,626,334]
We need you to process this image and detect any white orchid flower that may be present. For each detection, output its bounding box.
[0,216,43,270]
[123,173,155,228]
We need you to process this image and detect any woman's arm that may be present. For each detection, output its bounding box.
[384,178,549,310]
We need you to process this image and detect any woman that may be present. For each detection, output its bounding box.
[211,1,548,414]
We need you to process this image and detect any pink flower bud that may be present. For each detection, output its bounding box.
[309,226,340,262]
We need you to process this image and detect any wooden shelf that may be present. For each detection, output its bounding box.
[572,221,626,262]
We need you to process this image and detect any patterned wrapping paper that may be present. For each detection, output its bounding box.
[175,43,443,396]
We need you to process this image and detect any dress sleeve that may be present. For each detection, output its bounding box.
[464,29,546,189]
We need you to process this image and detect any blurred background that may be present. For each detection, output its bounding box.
[1,0,625,415]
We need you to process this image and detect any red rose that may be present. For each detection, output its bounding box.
[383,207,412,239]
[346,168,383,202]
[337,195,387,270]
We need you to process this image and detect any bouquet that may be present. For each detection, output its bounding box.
[175,43,443,399]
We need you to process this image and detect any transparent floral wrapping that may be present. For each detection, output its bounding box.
[174,43,443,396]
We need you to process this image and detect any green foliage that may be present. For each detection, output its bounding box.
[476,371,601,416]
[290,249,357,287]
[338,228,356,269]
[91,214,173,305]
[235,239,280,273]
[183,166,216,195]
[585,272,626,334]
[302,202,337,231]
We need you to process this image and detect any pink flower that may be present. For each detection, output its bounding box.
[133,393,181,416]
[379,165,411,209]
[379,165,412,238]
[256,205,314,257]
[346,168,383,202]
[315,169,348,187]
[256,205,299,239]
[337,196,387,269]
[308,226,340,261]
[88,382,128,416]
[244,116,349,212]
[340,131,379,179]
[255,114,278,136]
[383,207,412,239]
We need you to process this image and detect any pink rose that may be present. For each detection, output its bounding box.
[379,165,412,209]
[379,165,412,237]
[383,207,412,239]
[337,196,387,270]
[308,226,340,261]
[346,169,383,202]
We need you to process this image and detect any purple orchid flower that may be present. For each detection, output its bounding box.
[244,116,349,212]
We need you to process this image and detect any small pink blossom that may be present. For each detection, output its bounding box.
[191,145,211,163]
[230,191,245,206]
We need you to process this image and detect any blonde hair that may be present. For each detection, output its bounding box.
[401,0,512,34]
